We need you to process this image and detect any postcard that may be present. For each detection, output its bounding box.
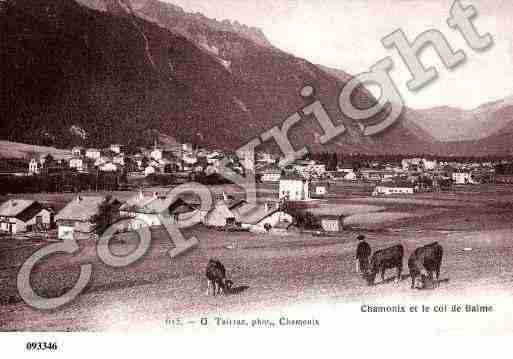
[1,0,512,356]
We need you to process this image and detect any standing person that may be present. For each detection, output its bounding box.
[355,234,371,274]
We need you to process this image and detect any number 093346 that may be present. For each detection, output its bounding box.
[25,342,58,351]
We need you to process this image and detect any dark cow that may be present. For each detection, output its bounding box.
[205,259,233,296]
[365,244,404,286]
[408,242,443,289]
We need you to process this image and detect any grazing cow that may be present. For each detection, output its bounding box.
[205,259,232,296]
[365,244,404,286]
[408,242,443,289]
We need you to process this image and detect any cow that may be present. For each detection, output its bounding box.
[365,244,404,286]
[408,242,443,289]
[205,259,233,296]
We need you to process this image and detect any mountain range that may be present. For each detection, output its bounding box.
[0,0,511,156]
[411,97,513,142]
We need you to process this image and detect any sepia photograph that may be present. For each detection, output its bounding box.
[0,0,512,356]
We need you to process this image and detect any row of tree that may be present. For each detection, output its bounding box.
[0,172,125,194]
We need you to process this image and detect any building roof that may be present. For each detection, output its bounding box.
[280,174,306,181]
[376,181,414,189]
[318,214,344,220]
[119,192,157,212]
[227,199,247,210]
[127,193,197,215]
[233,203,283,225]
[273,221,293,230]
[56,196,106,222]
[0,199,36,218]
[208,201,236,219]
[258,164,281,174]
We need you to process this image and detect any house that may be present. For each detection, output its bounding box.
[279,176,310,201]
[359,169,383,182]
[270,220,294,235]
[144,165,157,177]
[337,165,357,181]
[373,183,415,196]
[203,193,247,228]
[113,153,125,166]
[401,158,423,171]
[150,148,163,161]
[98,162,119,172]
[319,214,344,232]
[71,146,85,158]
[312,183,328,198]
[452,171,477,185]
[55,196,120,240]
[182,154,198,170]
[0,200,53,234]
[110,144,122,154]
[337,164,354,172]
[260,165,281,182]
[232,202,293,233]
[312,164,326,176]
[85,148,101,160]
[94,156,110,167]
[69,157,86,172]
[28,158,40,175]
[182,143,194,152]
[422,158,438,171]
[119,191,198,230]
[206,153,225,168]
[203,201,237,227]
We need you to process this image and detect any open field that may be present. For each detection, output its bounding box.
[0,141,70,160]
[1,184,513,331]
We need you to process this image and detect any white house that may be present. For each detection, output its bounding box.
[98,162,119,172]
[279,176,310,201]
[69,157,86,172]
[113,153,125,166]
[422,158,438,171]
[402,158,423,171]
[319,214,344,232]
[94,156,110,167]
[0,200,53,234]
[110,144,122,154]
[337,165,356,180]
[373,183,415,196]
[144,165,157,177]
[119,191,198,230]
[312,184,327,198]
[182,155,197,171]
[55,196,120,240]
[452,171,476,185]
[85,148,101,160]
[28,158,40,175]
[71,146,84,158]
[203,201,237,227]
[150,148,163,161]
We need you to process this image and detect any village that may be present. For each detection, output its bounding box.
[0,139,512,240]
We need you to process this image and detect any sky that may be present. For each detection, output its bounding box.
[164,0,513,110]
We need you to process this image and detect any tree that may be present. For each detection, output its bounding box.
[140,156,150,170]
[92,196,118,236]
